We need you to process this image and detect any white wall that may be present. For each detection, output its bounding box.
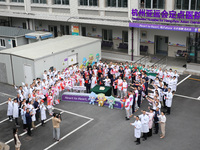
[17,37,28,47]
[143,29,188,45]
[0,54,13,84]
[12,56,35,86]
[34,40,101,79]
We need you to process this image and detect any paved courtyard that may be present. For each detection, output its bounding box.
[0,74,200,150]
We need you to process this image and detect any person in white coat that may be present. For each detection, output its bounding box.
[13,99,20,127]
[130,116,142,145]
[137,110,149,141]
[40,100,47,126]
[164,88,175,115]
[30,100,37,129]
[7,98,13,122]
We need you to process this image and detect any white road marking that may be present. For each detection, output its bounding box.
[0,92,15,106]
[54,107,93,120]
[0,118,9,124]
[5,112,64,145]
[198,96,200,100]
[177,74,191,86]
[4,107,93,145]
[174,94,200,101]
[0,92,15,97]
[44,118,93,150]
[0,101,8,106]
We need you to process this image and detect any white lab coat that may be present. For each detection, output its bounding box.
[131,120,142,138]
[139,114,149,133]
[29,104,36,122]
[40,104,47,120]
[13,102,19,118]
[7,101,13,116]
[165,92,173,107]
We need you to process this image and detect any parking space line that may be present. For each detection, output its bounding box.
[174,94,200,101]
[0,118,9,124]
[44,118,93,150]
[0,92,15,98]
[0,101,8,106]
[54,107,93,120]
[177,74,191,86]
[5,112,64,145]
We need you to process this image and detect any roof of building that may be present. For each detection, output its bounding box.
[0,26,33,37]
[0,35,101,60]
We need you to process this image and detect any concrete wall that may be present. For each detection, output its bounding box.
[12,55,35,86]
[0,54,13,85]
[17,37,29,47]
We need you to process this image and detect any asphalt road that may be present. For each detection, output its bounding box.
[0,75,200,150]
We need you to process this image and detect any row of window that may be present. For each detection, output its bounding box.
[2,0,199,10]
[140,0,200,10]
[2,0,128,7]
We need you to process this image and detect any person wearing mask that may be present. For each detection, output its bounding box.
[13,128,21,150]
[158,112,166,139]
[52,113,61,141]
[130,116,142,145]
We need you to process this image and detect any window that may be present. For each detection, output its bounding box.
[175,0,200,10]
[54,0,69,5]
[118,0,128,7]
[11,0,24,2]
[0,0,6,2]
[32,0,46,4]
[102,29,112,41]
[0,39,5,47]
[140,0,165,9]
[122,31,128,43]
[79,0,98,6]
[107,0,127,7]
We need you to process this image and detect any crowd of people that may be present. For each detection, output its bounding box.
[6,59,179,148]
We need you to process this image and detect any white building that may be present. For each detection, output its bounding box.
[0,0,199,63]
[0,35,101,85]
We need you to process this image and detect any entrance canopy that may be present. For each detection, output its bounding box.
[25,31,53,40]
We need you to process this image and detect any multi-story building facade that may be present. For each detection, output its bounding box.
[0,0,199,63]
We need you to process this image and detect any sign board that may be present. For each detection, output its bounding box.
[129,22,200,33]
[62,92,123,109]
[71,25,79,36]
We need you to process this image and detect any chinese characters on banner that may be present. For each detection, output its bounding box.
[132,9,200,25]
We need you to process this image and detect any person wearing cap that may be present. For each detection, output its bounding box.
[131,116,142,145]
[40,100,47,126]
